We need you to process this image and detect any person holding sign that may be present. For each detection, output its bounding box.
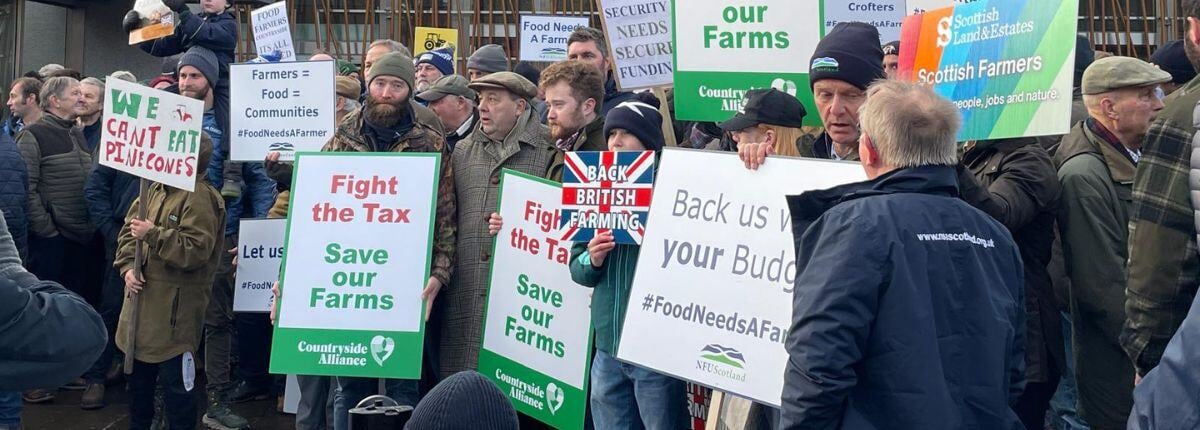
[566,93,688,430]
[114,134,224,430]
[718,88,808,158]
[442,72,555,378]
[780,81,1025,429]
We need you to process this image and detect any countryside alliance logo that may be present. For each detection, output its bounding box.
[696,344,747,382]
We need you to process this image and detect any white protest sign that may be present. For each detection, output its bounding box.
[100,77,203,192]
[270,152,440,378]
[597,0,673,90]
[230,61,337,162]
[617,149,864,407]
[520,15,591,62]
[283,374,300,414]
[251,1,295,61]
[479,170,593,430]
[823,0,906,42]
[234,218,286,313]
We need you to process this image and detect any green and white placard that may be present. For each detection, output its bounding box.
[673,1,824,124]
[479,170,593,430]
[269,152,440,379]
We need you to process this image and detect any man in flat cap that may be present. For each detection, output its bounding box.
[417,75,479,151]
[1055,56,1171,429]
[438,72,555,378]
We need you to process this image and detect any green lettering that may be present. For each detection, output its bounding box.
[325,243,341,263]
[146,96,159,119]
[703,26,718,48]
[517,273,529,294]
[310,287,326,307]
[110,89,142,118]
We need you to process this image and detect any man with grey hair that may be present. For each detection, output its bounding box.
[1055,56,1171,428]
[77,77,105,154]
[417,74,479,150]
[780,80,1025,429]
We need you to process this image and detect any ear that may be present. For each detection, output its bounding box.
[585,97,598,115]
[763,128,777,145]
[1101,96,1120,120]
[861,133,879,165]
[1189,17,1200,46]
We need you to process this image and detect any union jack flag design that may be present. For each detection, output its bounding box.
[559,151,655,244]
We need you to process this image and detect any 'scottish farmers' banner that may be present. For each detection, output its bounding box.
[520,15,591,62]
[230,61,337,162]
[673,1,822,125]
[596,0,673,90]
[560,151,655,245]
[617,149,864,407]
[100,77,203,192]
[234,218,286,313]
[270,152,440,378]
[251,1,296,61]
[900,0,1078,141]
[479,170,593,430]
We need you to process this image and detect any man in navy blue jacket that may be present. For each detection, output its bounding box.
[780,80,1026,429]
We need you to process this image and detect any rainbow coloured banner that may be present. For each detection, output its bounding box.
[899,0,1079,141]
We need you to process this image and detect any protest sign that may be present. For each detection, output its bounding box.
[616,148,864,407]
[559,151,655,245]
[687,383,712,430]
[230,61,337,162]
[128,0,175,44]
[251,1,296,61]
[414,26,459,57]
[520,15,591,62]
[479,170,593,430]
[596,0,673,90]
[900,0,1078,141]
[270,152,441,378]
[234,218,286,313]
[823,0,906,42]
[672,1,822,125]
[100,77,204,192]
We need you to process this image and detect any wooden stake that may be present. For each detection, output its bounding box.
[652,86,678,147]
[123,179,150,375]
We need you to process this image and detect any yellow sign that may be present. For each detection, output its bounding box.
[414,27,459,59]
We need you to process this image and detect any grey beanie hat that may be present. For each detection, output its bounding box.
[404,371,518,430]
[467,44,511,74]
[178,46,220,88]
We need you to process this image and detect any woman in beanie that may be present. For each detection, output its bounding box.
[718,88,807,157]
[568,93,689,430]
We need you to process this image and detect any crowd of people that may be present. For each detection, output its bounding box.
[4,0,1200,429]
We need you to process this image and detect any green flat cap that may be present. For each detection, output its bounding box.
[417,74,478,102]
[467,71,536,100]
[1082,56,1173,95]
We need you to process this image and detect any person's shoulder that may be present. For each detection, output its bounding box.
[1057,153,1107,182]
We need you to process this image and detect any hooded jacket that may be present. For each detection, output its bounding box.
[958,138,1064,384]
[114,141,225,364]
[780,165,1025,430]
[16,112,95,242]
[1053,120,1136,427]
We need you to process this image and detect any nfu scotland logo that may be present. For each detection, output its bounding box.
[696,344,747,382]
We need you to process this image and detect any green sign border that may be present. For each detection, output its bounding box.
[269,151,441,379]
[477,168,594,430]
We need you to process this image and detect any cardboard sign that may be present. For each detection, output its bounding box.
[520,15,591,62]
[100,78,204,192]
[234,218,286,313]
[479,170,593,430]
[672,1,822,125]
[269,152,441,378]
[251,1,296,61]
[616,149,864,407]
[822,0,906,42]
[559,151,655,245]
[230,61,337,162]
[900,0,1078,141]
[128,0,175,45]
[414,26,459,58]
[596,0,674,90]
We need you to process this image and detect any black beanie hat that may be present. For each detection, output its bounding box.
[178,46,220,89]
[604,92,665,151]
[404,371,518,430]
[810,22,885,90]
[1151,40,1197,85]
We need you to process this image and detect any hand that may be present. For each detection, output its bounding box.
[1135,372,1143,386]
[421,277,442,322]
[587,231,617,268]
[123,270,145,296]
[162,0,188,13]
[487,213,504,236]
[130,218,155,239]
[737,141,775,170]
[229,246,238,267]
[269,282,280,325]
[122,10,141,33]
[265,151,282,169]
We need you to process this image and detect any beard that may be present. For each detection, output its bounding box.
[1187,37,1200,77]
[180,85,211,101]
[548,110,585,141]
[365,96,409,128]
[415,80,433,92]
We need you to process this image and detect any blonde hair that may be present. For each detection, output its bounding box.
[758,124,805,157]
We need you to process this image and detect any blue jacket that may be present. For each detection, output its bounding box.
[780,165,1026,430]
[0,131,27,257]
[203,110,275,236]
[1128,292,1200,429]
[84,161,139,249]
[0,274,106,391]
